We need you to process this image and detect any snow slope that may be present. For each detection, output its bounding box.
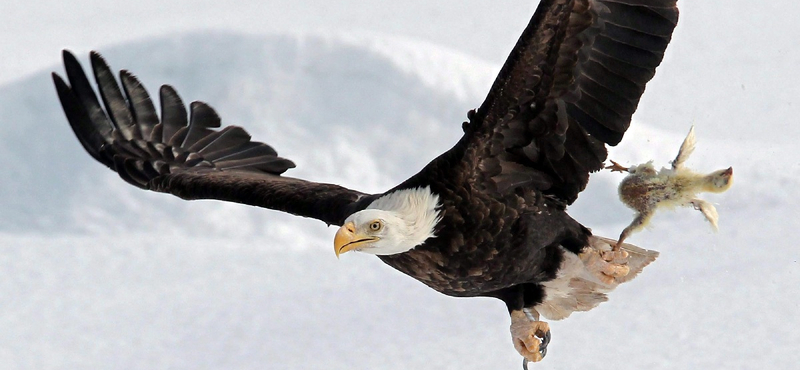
[5,0,800,145]
[0,31,798,370]
[1,0,541,87]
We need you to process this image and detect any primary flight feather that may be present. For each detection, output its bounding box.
[53,0,679,365]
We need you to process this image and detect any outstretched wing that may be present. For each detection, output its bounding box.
[53,50,373,226]
[671,125,695,169]
[467,0,679,203]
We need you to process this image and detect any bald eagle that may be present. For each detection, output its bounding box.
[52,0,679,365]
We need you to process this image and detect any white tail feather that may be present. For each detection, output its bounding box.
[535,237,658,320]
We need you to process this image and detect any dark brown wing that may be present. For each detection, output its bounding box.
[467,0,678,203]
[53,50,373,226]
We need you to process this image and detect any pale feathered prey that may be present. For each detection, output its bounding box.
[607,126,734,247]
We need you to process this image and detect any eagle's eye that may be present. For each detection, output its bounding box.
[369,220,383,232]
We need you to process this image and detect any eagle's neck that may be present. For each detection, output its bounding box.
[368,186,442,251]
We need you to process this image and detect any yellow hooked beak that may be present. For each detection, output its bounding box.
[334,221,379,258]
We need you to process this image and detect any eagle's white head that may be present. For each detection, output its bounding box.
[334,186,441,257]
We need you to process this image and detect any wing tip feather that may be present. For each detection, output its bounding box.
[55,50,301,187]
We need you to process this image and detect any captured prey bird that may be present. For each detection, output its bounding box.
[606,126,734,247]
[52,0,679,365]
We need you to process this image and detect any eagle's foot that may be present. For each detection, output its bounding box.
[511,310,550,364]
[582,248,630,285]
[605,160,629,173]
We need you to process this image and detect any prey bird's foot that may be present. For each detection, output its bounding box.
[605,160,629,173]
[511,315,550,364]
[582,248,631,285]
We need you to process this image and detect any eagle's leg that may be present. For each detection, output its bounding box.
[510,308,550,364]
[612,209,654,251]
[584,246,631,285]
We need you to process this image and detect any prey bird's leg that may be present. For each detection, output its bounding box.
[614,209,654,250]
[605,160,630,173]
[511,309,550,365]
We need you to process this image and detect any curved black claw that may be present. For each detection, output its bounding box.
[521,330,551,369]
[540,329,551,354]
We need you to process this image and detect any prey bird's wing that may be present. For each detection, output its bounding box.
[53,51,375,226]
[672,125,696,169]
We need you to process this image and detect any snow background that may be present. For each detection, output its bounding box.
[1,1,798,369]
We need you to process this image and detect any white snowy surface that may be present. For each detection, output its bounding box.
[1,1,799,369]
